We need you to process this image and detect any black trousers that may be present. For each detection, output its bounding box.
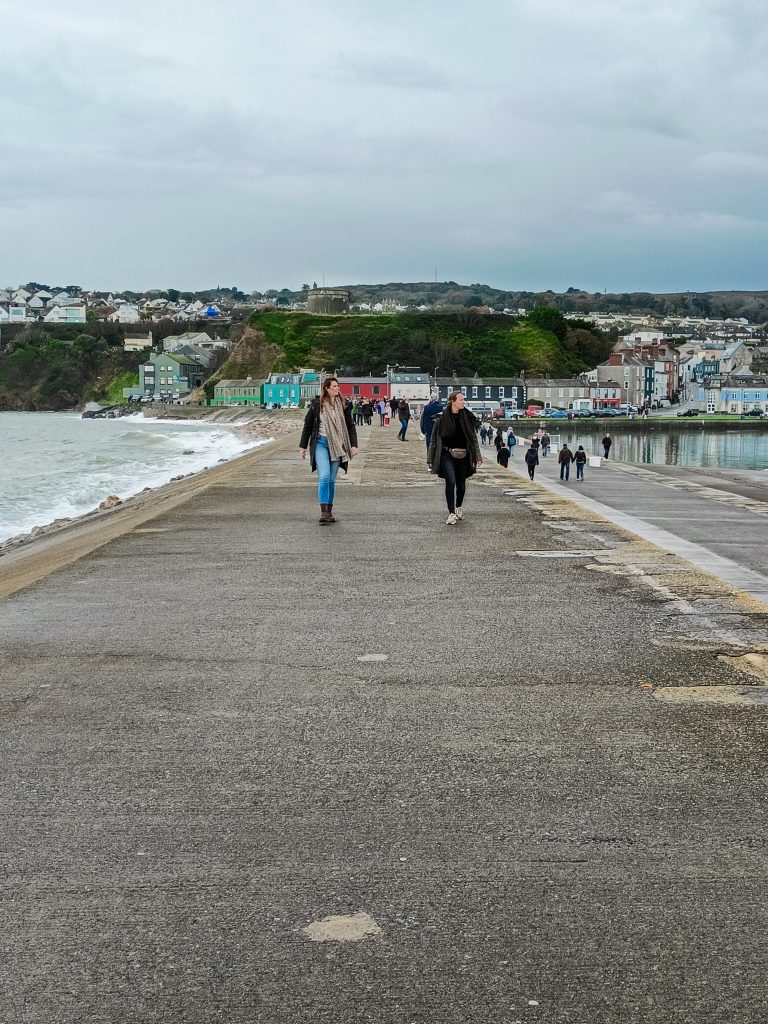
[440,450,470,513]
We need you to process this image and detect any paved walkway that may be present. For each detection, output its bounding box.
[2,421,768,1023]
[503,439,768,605]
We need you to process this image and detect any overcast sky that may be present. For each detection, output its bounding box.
[1,0,767,293]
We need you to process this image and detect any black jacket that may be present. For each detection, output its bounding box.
[427,409,481,478]
[299,399,358,474]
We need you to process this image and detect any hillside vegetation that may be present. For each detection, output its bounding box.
[0,324,142,411]
[220,308,612,380]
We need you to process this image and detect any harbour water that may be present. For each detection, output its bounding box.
[544,427,768,471]
[0,411,264,544]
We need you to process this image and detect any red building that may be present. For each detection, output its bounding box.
[336,376,389,401]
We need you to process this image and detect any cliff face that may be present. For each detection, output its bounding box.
[215,327,283,381]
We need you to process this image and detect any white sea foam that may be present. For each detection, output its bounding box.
[0,412,267,543]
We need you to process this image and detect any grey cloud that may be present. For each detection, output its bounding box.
[330,53,454,91]
[2,0,768,291]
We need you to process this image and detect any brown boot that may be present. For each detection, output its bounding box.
[319,503,333,524]
[327,504,337,523]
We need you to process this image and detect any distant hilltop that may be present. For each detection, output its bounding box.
[3,280,768,325]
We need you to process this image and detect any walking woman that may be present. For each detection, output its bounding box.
[427,390,483,525]
[299,377,358,524]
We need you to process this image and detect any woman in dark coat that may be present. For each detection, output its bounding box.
[426,390,483,525]
[299,377,358,524]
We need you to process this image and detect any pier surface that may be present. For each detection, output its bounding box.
[2,423,768,1023]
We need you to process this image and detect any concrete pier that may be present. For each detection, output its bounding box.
[2,423,768,1023]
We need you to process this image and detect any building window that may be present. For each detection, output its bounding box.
[498,387,505,399]
[353,385,360,395]
[460,387,467,395]
[472,387,478,397]
[372,386,379,395]
[485,387,491,398]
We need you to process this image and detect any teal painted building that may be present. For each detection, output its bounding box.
[262,373,302,407]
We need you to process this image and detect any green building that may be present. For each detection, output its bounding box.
[123,351,207,401]
[211,379,265,406]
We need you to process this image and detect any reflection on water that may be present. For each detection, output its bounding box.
[551,429,768,470]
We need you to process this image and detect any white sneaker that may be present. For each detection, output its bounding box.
[455,507,464,520]
[445,513,458,525]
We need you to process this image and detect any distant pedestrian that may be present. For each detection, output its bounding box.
[420,391,444,453]
[558,443,574,481]
[390,397,399,419]
[299,376,358,525]
[507,429,517,456]
[427,390,483,525]
[540,430,551,458]
[397,399,411,441]
[494,428,504,455]
[524,444,539,481]
[377,399,387,425]
[497,444,510,468]
[480,424,488,445]
[602,433,612,459]
[574,445,587,481]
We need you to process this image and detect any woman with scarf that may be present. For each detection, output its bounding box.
[427,390,483,525]
[299,377,358,524]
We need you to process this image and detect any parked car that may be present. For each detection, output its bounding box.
[742,409,764,417]
[543,409,567,418]
[677,408,700,417]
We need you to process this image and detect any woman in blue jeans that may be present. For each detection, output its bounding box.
[299,377,358,524]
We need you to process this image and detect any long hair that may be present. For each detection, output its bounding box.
[446,390,463,409]
[320,376,340,408]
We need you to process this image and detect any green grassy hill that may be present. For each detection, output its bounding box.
[229,309,610,379]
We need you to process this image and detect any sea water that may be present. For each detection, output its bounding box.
[0,411,264,543]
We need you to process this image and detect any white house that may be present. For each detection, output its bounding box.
[109,305,142,324]
[123,331,154,352]
[44,305,87,325]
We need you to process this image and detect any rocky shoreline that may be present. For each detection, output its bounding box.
[0,410,303,559]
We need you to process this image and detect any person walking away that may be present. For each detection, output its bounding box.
[574,445,587,481]
[377,399,386,425]
[602,433,612,459]
[390,396,400,421]
[427,390,483,525]
[397,398,411,441]
[540,430,551,458]
[420,391,444,453]
[558,443,574,482]
[479,424,488,446]
[507,428,517,456]
[497,444,510,469]
[494,427,504,458]
[524,444,539,481]
[299,376,358,524]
